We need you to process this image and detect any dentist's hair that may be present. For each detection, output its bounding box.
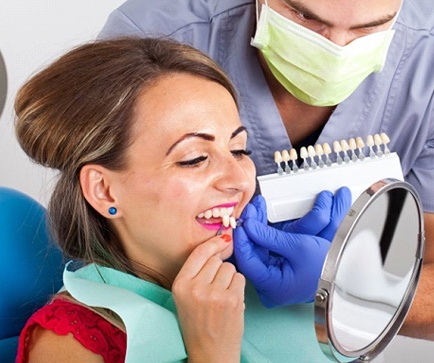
[14,37,237,288]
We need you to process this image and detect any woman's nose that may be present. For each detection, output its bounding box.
[214,155,253,193]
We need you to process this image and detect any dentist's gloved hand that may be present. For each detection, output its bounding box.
[233,187,351,307]
[270,187,352,241]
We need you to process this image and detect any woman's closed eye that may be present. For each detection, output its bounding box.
[231,149,252,159]
[177,155,208,167]
[176,148,251,168]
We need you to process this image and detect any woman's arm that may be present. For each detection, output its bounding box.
[27,326,105,363]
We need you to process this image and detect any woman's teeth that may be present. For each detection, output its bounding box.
[197,206,237,229]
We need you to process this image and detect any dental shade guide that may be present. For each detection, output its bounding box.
[258,133,404,222]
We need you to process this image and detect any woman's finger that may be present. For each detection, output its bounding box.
[175,235,232,281]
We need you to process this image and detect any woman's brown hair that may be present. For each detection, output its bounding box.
[15,37,238,287]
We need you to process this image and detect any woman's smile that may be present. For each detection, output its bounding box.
[196,202,238,231]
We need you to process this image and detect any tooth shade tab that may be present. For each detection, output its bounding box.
[300,147,310,171]
[221,216,238,229]
[356,137,365,160]
[322,143,332,167]
[315,144,324,156]
[274,151,283,163]
[381,133,390,144]
[289,148,299,172]
[274,151,284,175]
[356,137,365,149]
[374,134,383,146]
[340,140,349,151]
[374,133,384,157]
[307,145,316,157]
[333,141,342,152]
[333,141,343,165]
[222,214,230,227]
[340,140,350,163]
[315,144,325,168]
[307,145,317,169]
[281,149,291,173]
[348,138,358,162]
[366,135,376,158]
[381,133,391,154]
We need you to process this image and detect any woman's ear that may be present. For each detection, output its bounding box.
[80,165,121,218]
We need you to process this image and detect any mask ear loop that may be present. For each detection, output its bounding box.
[255,0,259,23]
[255,0,269,23]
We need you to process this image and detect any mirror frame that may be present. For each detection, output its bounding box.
[314,178,425,362]
[0,50,7,118]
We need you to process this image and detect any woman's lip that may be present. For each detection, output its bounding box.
[208,202,237,209]
[196,220,229,231]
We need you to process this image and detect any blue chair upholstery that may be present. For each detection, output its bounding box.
[0,187,64,362]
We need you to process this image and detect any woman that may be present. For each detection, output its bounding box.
[15,37,255,363]
[15,36,349,363]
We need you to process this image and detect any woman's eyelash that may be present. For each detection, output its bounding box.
[177,155,208,167]
[177,149,251,167]
[231,149,252,157]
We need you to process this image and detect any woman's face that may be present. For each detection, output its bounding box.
[110,73,256,281]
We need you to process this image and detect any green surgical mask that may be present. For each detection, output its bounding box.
[251,2,397,107]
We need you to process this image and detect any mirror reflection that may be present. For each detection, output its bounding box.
[332,187,419,352]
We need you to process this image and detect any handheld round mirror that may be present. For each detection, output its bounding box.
[0,50,7,118]
[314,178,424,362]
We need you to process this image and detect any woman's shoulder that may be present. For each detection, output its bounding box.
[16,297,126,363]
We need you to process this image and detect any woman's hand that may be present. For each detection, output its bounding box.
[172,235,245,363]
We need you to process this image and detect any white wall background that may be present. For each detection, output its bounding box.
[0,0,125,206]
[0,1,433,361]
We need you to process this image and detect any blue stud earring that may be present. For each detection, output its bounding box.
[108,207,117,216]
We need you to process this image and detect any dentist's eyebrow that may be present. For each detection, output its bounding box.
[166,126,248,156]
[284,0,397,29]
[349,13,397,30]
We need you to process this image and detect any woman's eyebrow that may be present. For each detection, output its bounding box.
[166,126,248,156]
[166,132,215,156]
[231,126,248,139]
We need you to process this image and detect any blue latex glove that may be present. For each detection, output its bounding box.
[233,187,351,307]
[270,187,352,241]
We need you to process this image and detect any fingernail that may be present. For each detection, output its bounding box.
[220,234,232,242]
